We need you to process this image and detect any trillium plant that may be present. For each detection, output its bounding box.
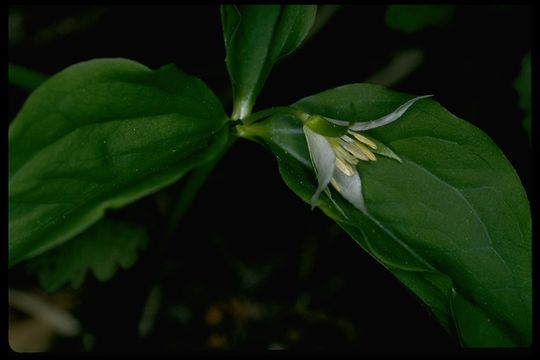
[8,5,531,350]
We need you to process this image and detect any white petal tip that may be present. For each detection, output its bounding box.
[310,194,319,210]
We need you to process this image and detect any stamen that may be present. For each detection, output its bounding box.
[349,132,377,149]
[342,143,370,161]
[334,145,359,165]
[346,141,377,161]
[330,178,341,192]
[335,157,355,176]
[347,157,360,166]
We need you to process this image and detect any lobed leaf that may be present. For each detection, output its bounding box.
[26,218,148,292]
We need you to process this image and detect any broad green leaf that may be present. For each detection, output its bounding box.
[9,58,229,267]
[246,84,531,347]
[513,53,531,143]
[385,5,456,33]
[26,218,148,292]
[221,5,317,119]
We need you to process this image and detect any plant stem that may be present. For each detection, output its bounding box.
[138,136,236,336]
[241,106,308,125]
[8,63,48,92]
[231,98,253,121]
[164,137,236,239]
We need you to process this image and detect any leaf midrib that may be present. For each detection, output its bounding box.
[9,111,212,183]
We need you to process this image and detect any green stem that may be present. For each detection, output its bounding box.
[241,106,308,125]
[141,136,236,335]
[8,63,48,92]
[164,137,237,238]
[231,98,253,121]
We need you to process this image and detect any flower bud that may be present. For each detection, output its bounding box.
[304,114,348,137]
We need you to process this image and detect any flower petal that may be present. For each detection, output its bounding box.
[323,187,349,220]
[303,126,336,209]
[332,166,366,212]
[350,95,433,131]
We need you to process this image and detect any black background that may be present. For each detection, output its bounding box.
[8,5,532,354]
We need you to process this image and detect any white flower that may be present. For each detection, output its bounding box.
[303,95,432,212]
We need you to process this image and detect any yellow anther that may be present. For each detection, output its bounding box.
[334,145,359,165]
[350,132,377,149]
[355,141,377,161]
[335,157,355,176]
[342,142,370,161]
[330,178,341,192]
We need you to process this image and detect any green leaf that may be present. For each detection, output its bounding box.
[9,58,229,267]
[513,53,531,143]
[385,5,456,33]
[26,218,148,292]
[246,84,531,347]
[8,63,48,92]
[221,5,317,120]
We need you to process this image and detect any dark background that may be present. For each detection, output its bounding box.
[8,5,532,354]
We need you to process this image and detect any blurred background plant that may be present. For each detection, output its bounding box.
[8,5,531,353]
